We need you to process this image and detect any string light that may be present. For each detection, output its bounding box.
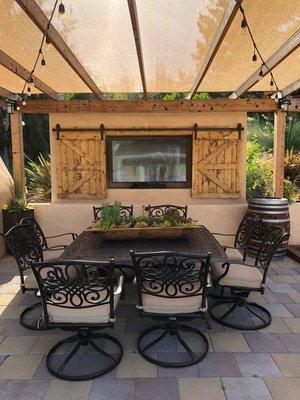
[27,86,32,96]
[16,104,21,111]
[22,99,27,106]
[45,33,51,45]
[241,16,247,28]
[58,1,65,19]
[252,48,257,62]
[258,66,264,80]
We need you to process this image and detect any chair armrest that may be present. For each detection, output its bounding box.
[114,274,124,295]
[46,232,78,241]
[45,245,68,252]
[211,232,236,237]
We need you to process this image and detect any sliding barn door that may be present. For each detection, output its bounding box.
[55,132,106,199]
[192,130,242,198]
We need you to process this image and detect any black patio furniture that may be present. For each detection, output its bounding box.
[145,204,188,219]
[93,204,133,222]
[20,216,77,258]
[31,259,123,381]
[209,226,289,330]
[3,222,44,330]
[130,251,211,367]
[212,212,262,261]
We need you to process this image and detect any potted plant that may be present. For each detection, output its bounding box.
[2,180,34,251]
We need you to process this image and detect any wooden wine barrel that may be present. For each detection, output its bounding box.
[247,197,290,258]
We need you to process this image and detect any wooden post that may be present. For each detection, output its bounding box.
[10,111,25,194]
[273,109,286,198]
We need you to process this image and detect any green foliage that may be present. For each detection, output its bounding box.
[23,114,49,161]
[284,150,300,187]
[97,201,122,229]
[25,154,51,202]
[248,113,274,151]
[246,142,273,199]
[283,179,297,204]
[286,113,300,151]
[3,180,29,212]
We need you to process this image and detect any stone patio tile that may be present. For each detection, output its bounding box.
[191,315,225,332]
[30,335,64,355]
[264,304,293,317]
[134,378,179,400]
[176,331,213,353]
[116,352,157,378]
[179,377,225,400]
[291,283,300,292]
[0,294,23,306]
[0,305,25,319]
[221,377,272,400]
[0,379,49,400]
[89,379,135,400]
[264,293,294,304]
[0,319,30,336]
[285,304,300,317]
[287,292,300,303]
[0,285,20,295]
[267,283,296,294]
[209,333,250,353]
[43,380,91,400]
[282,318,300,333]
[234,353,282,377]
[32,356,59,380]
[197,352,240,378]
[271,275,298,284]
[0,355,43,379]
[258,317,291,333]
[278,334,300,353]
[0,336,37,355]
[265,377,300,400]
[157,352,198,378]
[272,354,300,377]
[125,317,156,334]
[243,333,287,353]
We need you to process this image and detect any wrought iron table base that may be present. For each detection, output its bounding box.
[46,331,123,381]
[138,323,209,367]
[209,297,272,330]
[19,302,47,330]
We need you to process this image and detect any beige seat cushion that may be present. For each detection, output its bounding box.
[24,272,38,290]
[212,262,263,289]
[140,282,207,314]
[225,248,243,261]
[47,275,124,324]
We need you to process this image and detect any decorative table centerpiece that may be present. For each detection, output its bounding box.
[88,202,198,240]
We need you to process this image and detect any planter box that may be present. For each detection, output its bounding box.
[2,208,34,254]
[87,225,198,240]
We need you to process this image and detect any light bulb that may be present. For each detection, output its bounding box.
[16,105,21,111]
[27,87,32,97]
[21,121,25,126]
[58,2,65,19]
[45,33,51,45]
[22,99,27,106]
[41,58,46,66]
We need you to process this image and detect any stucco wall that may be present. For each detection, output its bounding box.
[49,111,248,202]
[0,157,13,256]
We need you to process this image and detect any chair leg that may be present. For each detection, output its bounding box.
[46,331,123,380]
[138,322,209,367]
[19,301,47,330]
[209,297,272,330]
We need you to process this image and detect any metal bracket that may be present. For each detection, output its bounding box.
[100,123,105,140]
[54,124,61,140]
[237,123,243,140]
[193,123,198,140]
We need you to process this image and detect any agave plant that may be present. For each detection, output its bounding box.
[25,153,51,201]
[284,150,300,187]
[3,179,29,212]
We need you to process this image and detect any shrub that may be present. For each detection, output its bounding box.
[25,154,51,202]
[283,179,297,204]
[284,150,300,188]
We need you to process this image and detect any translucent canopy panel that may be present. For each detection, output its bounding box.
[0,0,90,93]
[0,65,38,94]
[199,0,300,92]
[37,0,142,93]
[136,0,229,92]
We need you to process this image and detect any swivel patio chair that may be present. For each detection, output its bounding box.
[93,204,133,221]
[212,212,262,261]
[209,226,289,330]
[20,216,77,259]
[130,251,211,368]
[145,204,188,219]
[31,259,123,381]
[3,222,45,330]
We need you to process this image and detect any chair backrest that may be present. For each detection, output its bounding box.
[31,259,115,327]
[93,205,133,222]
[145,204,188,219]
[130,251,211,310]
[20,216,47,250]
[234,212,262,248]
[4,223,43,285]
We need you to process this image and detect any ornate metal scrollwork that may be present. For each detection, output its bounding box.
[20,217,47,250]
[145,205,188,219]
[255,226,288,268]
[235,212,262,248]
[93,205,134,221]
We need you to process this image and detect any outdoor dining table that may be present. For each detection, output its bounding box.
[60,225,228,266]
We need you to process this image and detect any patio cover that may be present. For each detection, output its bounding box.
[0,0,299,96]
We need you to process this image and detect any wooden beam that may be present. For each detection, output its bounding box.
[273,110,286,198]
[187,0,242,100]
[21,98,278,113]
[289,98,300,112]
[0,49,59,99]
[0,86,20,101]
[15,0,105,100]
[230,29,300,99]
[127,0,147,99]
[279,79,300,98]
[10,111,25,193]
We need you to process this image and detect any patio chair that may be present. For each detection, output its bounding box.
[3,222,44,329]
[93,205,133,222]
[209,226,289,330]
[145,204,188,219]
[130,251,211,368]
[212,212,262,261]
[31,259,123,381]
[20,216,77,259]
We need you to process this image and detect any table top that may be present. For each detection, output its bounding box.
[61,225,227,264]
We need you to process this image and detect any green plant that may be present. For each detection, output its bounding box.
[3,180,29,212]
[25,154,51,201]
[283,179,297,204]
[284,150,300,187]
[97,201,122,229]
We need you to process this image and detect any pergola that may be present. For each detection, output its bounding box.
[0,0,300,199]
